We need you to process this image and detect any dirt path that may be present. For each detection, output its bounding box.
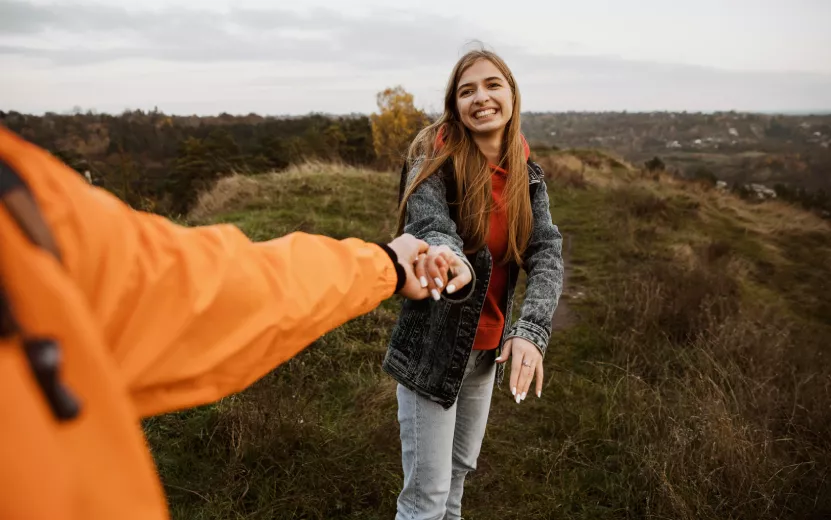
[552,234,577,331]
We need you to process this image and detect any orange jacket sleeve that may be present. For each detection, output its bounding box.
[0,127,398,417]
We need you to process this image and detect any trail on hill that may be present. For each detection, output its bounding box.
[551,233,576,330]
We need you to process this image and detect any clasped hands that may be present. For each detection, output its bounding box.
[387,234,473,301]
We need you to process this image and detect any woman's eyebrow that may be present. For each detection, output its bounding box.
[456,77,504,93]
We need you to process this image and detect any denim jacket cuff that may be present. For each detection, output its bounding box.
[507,320,549,356]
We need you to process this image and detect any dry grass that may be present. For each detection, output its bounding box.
[533,150,640,191]
[597,255,830,519]
[629,167,831,237]
[188,161,382,222]
[278,159,372,177]
[188,173,265,221]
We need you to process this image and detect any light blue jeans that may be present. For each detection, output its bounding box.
[395,349,497,520]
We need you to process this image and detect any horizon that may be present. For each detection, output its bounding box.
[5,107,831,118]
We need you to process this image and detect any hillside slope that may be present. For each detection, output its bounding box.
[522,112,831,194]
[144,155,831,520]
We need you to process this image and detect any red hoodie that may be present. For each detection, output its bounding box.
[435,127,531,350]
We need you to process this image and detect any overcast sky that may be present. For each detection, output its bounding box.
[3,0,831,115]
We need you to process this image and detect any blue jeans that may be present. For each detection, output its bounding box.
[395,349,497,520]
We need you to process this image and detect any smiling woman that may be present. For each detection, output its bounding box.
[384,47,564,520]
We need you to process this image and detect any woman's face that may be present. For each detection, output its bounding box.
[455,59,513,138]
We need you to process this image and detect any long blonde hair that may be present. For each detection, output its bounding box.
[396,49,532,266]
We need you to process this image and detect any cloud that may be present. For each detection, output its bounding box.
[2,0,830,113]
[0,1,488,68]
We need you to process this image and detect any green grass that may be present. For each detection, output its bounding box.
[145,160,831,519]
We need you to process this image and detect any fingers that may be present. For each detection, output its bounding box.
[414,237,429,255]
[421,250,449,301]
[392,242,466,301]
[503,337,544,404]
[496,338,511,364]
[387,234,429,264]
[414,253,428,290]
[397,254,430,300]
[386,235,432,300]
[427,254,448,291]
[443,253,472,295]
[510,344,523,403]
[516,356,535,403]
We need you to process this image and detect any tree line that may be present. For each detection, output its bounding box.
[1,109,381,215]
[4,93,828,219]
[1,90,426,217]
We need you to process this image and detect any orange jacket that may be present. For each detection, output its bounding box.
[0,126,399,519]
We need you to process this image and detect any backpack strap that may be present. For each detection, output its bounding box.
[397,159,409,207]
[527,160,544,199]
[0,159,80,422]
[1,161,61,261]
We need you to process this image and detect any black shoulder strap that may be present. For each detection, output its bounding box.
[527,160,544,199]
[398,157,456,203]
[0,159,80,422]
[397,160,408,206]
[0,159,24,196]
[0,160,61,260]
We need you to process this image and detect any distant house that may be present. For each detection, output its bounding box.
[666,140,681,149]
[747,183,777,200]
[728,128,739,137]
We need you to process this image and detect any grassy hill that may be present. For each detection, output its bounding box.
[143,153,831,519]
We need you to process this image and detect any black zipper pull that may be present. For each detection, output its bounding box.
[23,338,81,422]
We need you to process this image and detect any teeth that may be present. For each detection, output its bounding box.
[475,109,496,119]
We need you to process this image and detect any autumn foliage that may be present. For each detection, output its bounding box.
[370,86,429,170]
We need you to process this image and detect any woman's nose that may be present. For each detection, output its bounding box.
[473,88,490,104]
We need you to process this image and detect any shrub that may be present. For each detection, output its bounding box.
[644,156,665,171]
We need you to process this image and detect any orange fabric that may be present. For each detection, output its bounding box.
[0,126,398,519]
[472,168,510,351]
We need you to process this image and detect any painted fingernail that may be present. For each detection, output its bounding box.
[537,391,541,398]
[515,394,521,404]
[511,387,516,396]
[447,284,456,294]
[431,289,440,301]
[420,276,428,288]
[521,392,527,401]
[434,277,444,289]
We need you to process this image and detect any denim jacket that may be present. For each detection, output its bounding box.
[382,157,564,409]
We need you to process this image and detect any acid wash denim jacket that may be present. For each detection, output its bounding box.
[382,157,564,409]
